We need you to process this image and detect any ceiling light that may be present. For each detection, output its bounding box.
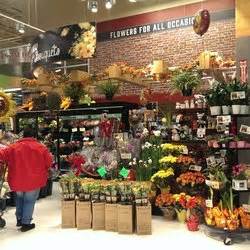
[105,0,113,9]
[88,1,98,13]
[129,0,137,2]
[16,23,25,34]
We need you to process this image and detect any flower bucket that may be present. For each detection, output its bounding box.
[176,209,187,223]
[182,88,193,97]
[161,207,176,220]
[232,105,241,114]
[222,105,230,115]
[210,106,221,115]
[240,105,249,114]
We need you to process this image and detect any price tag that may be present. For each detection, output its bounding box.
[183,146,188,155]
[240,124,250,135]
[80,128,85,132]
[72,128,78,132]
[211,181,221,189]
[230,91,246,100]
[189,165,202,171]
[121,153,132,160]
[217,115,231,124]
[243,204,250,213]
[197,128,206,138]
[205,199,213,208]
[205,180,212,186]
[62,128,69,132]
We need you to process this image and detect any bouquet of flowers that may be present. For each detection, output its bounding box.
[150,168,175,189]
[176,155,195,166]
[161,143,187,155]
[132,182,151,206]
[159,155,177,166]
[173,193,191,212]
[155,193,174,208]
[117,181,133,204]
[176,171,206,187]
[59,172,79,200]
[67,153,86,176]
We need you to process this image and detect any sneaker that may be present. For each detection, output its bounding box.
[16,220,22,227]
[20,223,35,232]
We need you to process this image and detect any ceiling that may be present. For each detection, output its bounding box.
[0,0,203,49]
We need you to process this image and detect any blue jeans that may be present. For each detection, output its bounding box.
[15,189,40,224]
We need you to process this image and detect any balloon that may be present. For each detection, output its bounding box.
[193,9,210,36]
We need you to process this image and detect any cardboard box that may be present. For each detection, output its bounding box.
[61,200,76,228]
[105,204,118,232]
[136,205,152,235]
[117,204,133,234]
[92,202,105,230]
[76,200,92,230]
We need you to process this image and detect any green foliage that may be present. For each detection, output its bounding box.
[172,70,201,92]
[97,79,119,99]
[63,82,85,102]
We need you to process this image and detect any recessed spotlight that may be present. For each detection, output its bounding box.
[105,0,114,9]
[129,0,137,2]
[88,0,98,13]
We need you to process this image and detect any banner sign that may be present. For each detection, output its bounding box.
[98,16,195,41]
[31,22,96,69]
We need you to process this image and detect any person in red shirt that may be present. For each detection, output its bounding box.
[0,126,52,232]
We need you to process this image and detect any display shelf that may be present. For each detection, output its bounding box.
[163,139,207,144]
[209,113,250,118]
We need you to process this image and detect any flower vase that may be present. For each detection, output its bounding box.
[222,105,230,115]
[186,219,199,231]
[176,209,187,223]
[210,106,221,115]
[232,105,241,114]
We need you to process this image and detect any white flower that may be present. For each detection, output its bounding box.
[142,128,149,135]
[129,162,132,166]
[144,142,152,148]
[139,160,143,163]
[153,130,161,137]
[133,158,137,162]
[148,159,152,164]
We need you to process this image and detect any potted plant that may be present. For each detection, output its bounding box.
[97,79,119,100]
[227,80,248,114]
[232,164,248,190]
[206,84,223,115]
[155,193,176,220]
[150,168,175,193]
[172,193,190,222]
[171,70,201,96]
[221,85,231,115]
[63,82,85,105]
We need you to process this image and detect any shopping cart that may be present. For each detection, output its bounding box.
[0,163,7,228]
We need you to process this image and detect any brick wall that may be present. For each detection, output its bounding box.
[90,18,235,99]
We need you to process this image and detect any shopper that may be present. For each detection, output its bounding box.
[0,126,53,232]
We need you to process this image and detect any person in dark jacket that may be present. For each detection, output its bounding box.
[0,126,52,232]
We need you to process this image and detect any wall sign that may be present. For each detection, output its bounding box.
[31,22,96,69]
[98,16,195,41]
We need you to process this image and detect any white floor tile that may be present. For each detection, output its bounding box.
[0,183,249,250]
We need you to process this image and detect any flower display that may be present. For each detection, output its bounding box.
[176,171,206,186]
[150,168,175,188]
[159,155,177,164]
[176,155,195,166]
[69,22,96,59]
[232,164,247,180]
[155,193,174,207]
[172,193,191,211]
[161,143,187,155]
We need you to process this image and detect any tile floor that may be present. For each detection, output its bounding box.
[1,184,249,250]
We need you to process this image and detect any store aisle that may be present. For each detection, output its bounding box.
[0,184,249,250]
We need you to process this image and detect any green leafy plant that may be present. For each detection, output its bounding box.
[227,80,248,105]
[63,82,85,103]
[205,83,224,106]
[97,79,119,100]
[171,70,201,96]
